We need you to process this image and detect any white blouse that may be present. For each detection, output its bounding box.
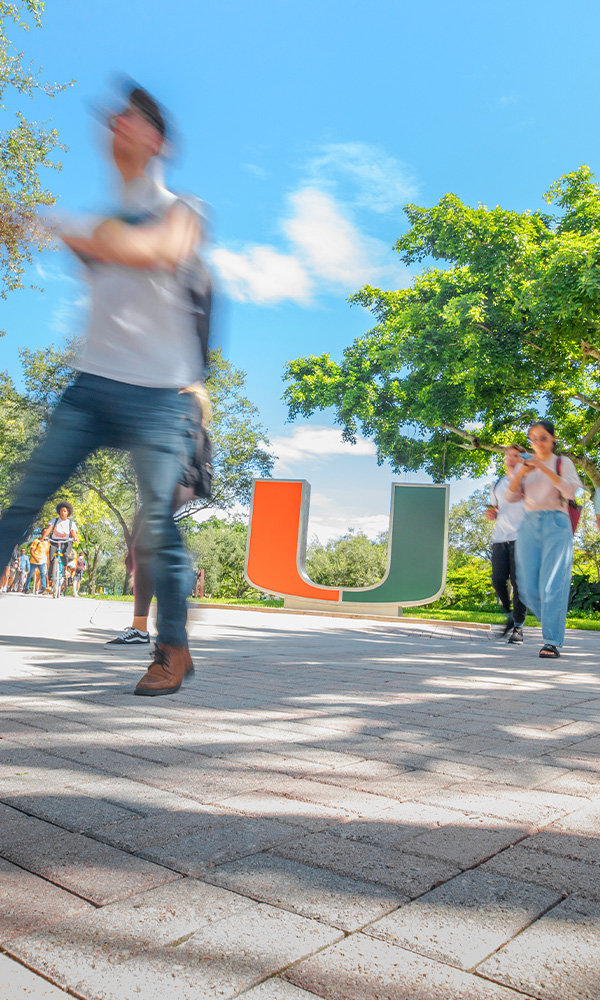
[506,454,582,512]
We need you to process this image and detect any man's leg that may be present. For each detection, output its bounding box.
[508,540,527,626]
[128,391,195,694]
[132,445,191,649]
[491,542,512,614]
[0,380,101,575]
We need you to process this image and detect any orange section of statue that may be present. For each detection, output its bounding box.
[246,480,340,601]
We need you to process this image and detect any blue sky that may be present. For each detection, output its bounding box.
[3,0,600,540]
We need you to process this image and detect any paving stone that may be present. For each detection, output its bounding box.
[367,869,562,970]
[0,811,179,905]
[284,933,533,999]
[540,801,600,836]
[482,845,600,900]
[477,895,600,1000]
[271,830,461,896]
[401,815,529,869]
[364,768,457,801]
[137,814,300,875]
[205,852,404,931]
[0,785,145,834]
[9,900,342,1000]
[6,876,255,985]
[217,790,344,830]
[0,857,93,944]
[520,828,600,867]
[419,780,583,817]
[89,802,231,850]
[330,801,463,849]
[0,953,71,999]
[416,785,571,827]
[240,980,320,1000]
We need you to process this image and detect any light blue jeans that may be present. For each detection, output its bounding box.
[515,510,573,648]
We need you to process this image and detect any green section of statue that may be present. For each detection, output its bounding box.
[341,484,448,605]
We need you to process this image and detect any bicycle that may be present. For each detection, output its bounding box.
[49,542,69,600]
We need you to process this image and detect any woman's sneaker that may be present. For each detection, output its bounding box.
[508,626,524,644]
[106,626,150,646]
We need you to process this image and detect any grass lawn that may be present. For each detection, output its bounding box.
[405,608,600,631]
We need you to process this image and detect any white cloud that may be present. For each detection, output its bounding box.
[282,187,386,287]
[306,141,417,213]
[211,140,415,306]
[307,511,390,545]
[212,186,408,306]
[268,425,376,470]
[211,246,311,305]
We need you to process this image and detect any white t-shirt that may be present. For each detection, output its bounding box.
[48,517,77,541]
[491,474,525,543]
[77,177,204,389]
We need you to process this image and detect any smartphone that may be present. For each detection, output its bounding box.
[520,452,533,460]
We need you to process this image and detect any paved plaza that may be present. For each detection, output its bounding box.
[1,594,600,999]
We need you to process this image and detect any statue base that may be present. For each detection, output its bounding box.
[283,597,403,617]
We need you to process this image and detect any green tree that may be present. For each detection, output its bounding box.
[284,166,600,495]
[1,0,71,296]
[183,517,253,599]
[305,530,388,588]
[448,488,495,567]
[573,498,600,582]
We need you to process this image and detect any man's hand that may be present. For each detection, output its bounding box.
[484,507,498,521]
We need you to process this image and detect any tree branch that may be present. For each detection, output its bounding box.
[579,413,600,449]
[79,480,133,549]
[562,451,600,490]
[572,393,600,411]
[582,340,600,363]
[439,424,506,455]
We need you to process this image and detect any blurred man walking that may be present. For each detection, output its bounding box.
[0,83,203,694]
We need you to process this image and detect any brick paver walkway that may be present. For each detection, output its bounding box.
[1,594,600,999]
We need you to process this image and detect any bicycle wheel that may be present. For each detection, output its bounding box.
[52,558,62,599]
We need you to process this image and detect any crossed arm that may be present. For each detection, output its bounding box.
[62,202,199,271]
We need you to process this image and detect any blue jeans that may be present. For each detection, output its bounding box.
[0,373,195,647]
[25,562,47,592]
[515,510,573,647]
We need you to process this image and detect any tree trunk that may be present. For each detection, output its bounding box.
[88,549,100,595]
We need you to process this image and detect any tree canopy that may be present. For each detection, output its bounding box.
[1,1,70,297]
[284,166,600,492]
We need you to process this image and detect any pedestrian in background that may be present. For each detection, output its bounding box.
[508,419,582,658]
[486,444,527,643]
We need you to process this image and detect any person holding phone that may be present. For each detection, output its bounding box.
[507,419,582,658]
[485,444,527,642]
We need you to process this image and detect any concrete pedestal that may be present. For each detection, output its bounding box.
[283,597,404,617]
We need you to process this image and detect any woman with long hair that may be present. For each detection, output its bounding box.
[507,419,582,658]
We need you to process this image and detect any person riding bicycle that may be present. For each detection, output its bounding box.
[42,503,79,585]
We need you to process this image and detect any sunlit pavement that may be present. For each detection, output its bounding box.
[1,593,600,1000]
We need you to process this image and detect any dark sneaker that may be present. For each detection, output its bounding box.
[508,626,524,644]
[106,626,150,646]
[498,616,514,637]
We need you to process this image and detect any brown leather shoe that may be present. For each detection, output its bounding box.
[134,642,194,696]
